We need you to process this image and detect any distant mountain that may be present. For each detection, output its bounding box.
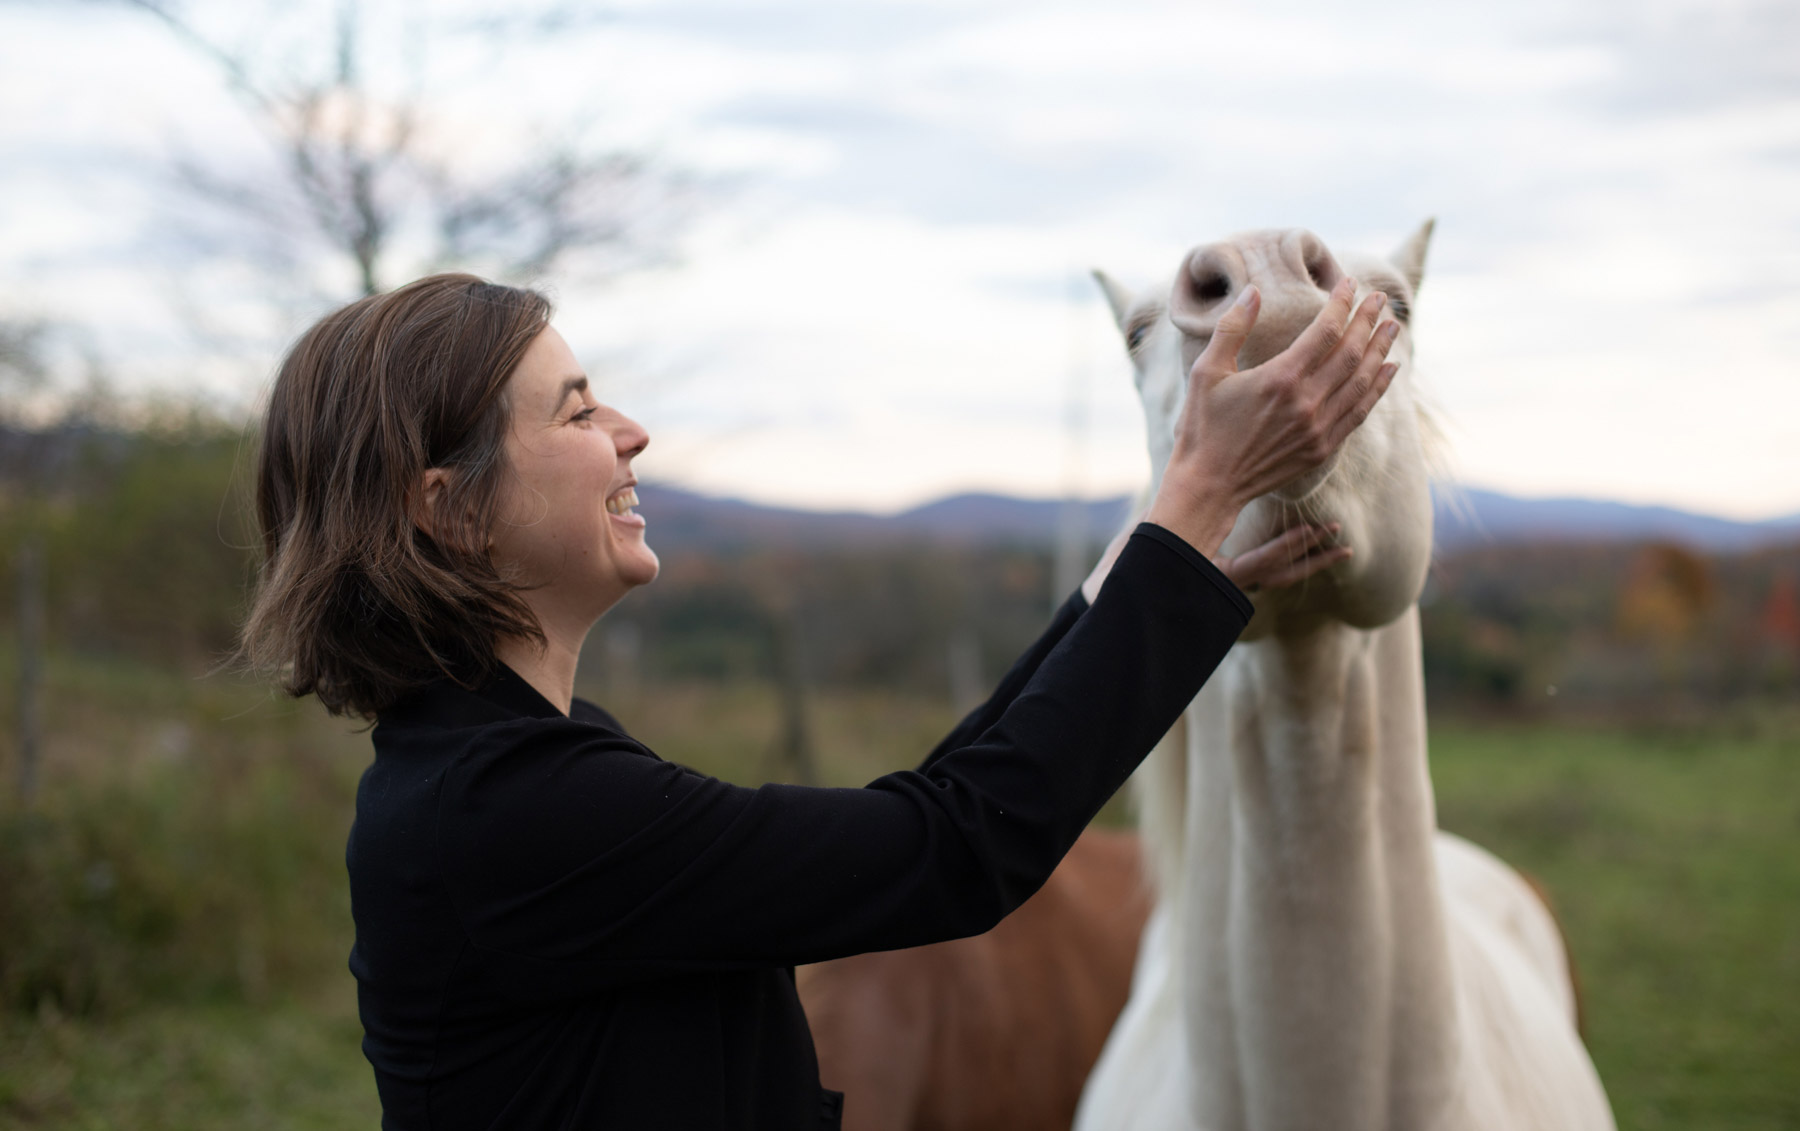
[630,485,892,550]
[634,485,1136,551]
[635,483,1800,554]
[892,493,1137,543]
[1433,488,1800,553]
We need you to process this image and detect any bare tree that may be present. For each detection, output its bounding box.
[0,320,51,411]
[114,0,687,302]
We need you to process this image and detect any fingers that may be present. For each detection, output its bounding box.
[1324,357,1401,451]
[1329,291,1391,388]
[1189,285,1261,384]
[1308,292,1400,449]
[1223,522,1346,591]
[1253,543,1352,591]
[1241,522,1335,568]
[1281,277,1358,369]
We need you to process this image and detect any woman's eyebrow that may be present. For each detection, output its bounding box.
[553,376,589,412]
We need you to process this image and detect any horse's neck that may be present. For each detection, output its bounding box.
[1173,605,1463,1131]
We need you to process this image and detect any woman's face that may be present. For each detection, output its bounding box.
[490,326,658,626]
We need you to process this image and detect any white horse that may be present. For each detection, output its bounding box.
[1074,223,1616,1131]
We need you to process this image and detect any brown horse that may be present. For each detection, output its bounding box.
[799,827,1150,1131]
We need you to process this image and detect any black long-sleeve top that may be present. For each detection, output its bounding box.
[348,523,1252,1130]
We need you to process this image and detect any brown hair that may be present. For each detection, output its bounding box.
[238,273,552,718]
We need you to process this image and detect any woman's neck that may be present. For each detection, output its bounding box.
[496,579,635,715]
[496,625,586,716]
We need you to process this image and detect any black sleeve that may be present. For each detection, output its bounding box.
[437,525,1251,983]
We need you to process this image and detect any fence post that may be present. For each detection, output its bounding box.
[16,534,44,806]
[772,611,819,787]
[947,628,983,717]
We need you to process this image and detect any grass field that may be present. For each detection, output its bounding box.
[1432,714,1800,1130]
[1,660,1795,1129]
[0,986,377,1129]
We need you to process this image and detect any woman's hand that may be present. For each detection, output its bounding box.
[1144,277,1399,556]
[1218,522,1348,593]
[1082,520,1349,603]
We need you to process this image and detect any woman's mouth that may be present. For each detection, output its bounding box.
[606,486,644,524]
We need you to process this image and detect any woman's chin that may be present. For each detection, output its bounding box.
[620,546,660,588]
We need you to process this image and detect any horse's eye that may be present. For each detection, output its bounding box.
[1127,324,1150,351]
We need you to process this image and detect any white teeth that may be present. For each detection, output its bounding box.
[606,487,640,516]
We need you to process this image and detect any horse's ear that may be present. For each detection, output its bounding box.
[1392,219,1435,295]
[1092,269,1134,333]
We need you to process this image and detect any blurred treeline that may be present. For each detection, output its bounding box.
[0,420,254,668]
[2,421,1799,723]
[1424,540,1800,711]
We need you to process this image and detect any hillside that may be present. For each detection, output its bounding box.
[636,483,1800,553]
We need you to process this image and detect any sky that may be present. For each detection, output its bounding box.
[2,0,1798,518]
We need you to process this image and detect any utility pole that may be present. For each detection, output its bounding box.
[1052,271,1092,610]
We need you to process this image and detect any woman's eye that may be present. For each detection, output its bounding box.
[572,406,598,424]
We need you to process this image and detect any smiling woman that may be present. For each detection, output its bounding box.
[425,325,659,713]
[236,271,1397,1131]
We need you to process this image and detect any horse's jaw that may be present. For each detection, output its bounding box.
[1226,392,1434,641]
[1141,375,1434,642]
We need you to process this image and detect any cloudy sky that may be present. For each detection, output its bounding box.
[3,0,1798,517]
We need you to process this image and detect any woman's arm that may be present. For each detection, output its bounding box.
[435,526,1248,992]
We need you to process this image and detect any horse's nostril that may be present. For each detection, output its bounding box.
[1302,248,1342,292]
[1173,247,1239,329]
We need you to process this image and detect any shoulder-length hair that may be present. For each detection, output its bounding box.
[238,274,552,718]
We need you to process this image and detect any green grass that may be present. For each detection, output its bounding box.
[2,652,1795,1128]
[0,983,378,1129]
[1431,717,1800,1130]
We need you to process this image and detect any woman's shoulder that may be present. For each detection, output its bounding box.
[368,685,698,869]
[369,679,670,812]
[569,696,628,734]
[374,666,637,747]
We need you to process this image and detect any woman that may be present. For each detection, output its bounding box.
[240,273,1396,1130]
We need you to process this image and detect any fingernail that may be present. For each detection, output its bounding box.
[1234,285,1258,309]
[1379,362,1399,380]
[1371,292,1387,312]
[1381,321,1401,340]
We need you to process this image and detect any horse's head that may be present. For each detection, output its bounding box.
[1097,222,1437,639]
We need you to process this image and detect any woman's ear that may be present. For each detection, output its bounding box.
[412,468,453,541]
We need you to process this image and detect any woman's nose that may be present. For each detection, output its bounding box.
[614,413,649,460]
